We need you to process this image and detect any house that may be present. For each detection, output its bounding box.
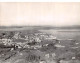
[39,60,46,63]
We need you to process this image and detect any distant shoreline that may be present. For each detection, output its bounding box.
[58,31,80,32]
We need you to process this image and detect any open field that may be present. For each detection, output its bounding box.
[40,29,80,40]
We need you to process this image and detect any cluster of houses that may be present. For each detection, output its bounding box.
[0,31,77,49]
[0,31,58,49]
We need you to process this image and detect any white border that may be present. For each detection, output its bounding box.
[0,0,80,2]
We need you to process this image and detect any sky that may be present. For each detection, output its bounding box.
[0,2,80,26]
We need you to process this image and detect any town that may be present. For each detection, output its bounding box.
[0,29,80,63]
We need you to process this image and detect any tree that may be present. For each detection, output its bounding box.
[0,36,2,42]
[7,32,15,39]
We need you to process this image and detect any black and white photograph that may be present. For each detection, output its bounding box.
[0,2,80,63]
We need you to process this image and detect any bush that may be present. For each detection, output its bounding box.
[26,54,40,62]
